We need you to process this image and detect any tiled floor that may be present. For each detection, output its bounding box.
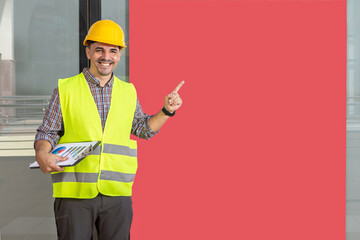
[0,156,57,239]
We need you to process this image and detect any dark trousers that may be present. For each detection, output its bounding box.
[54,194,133,240]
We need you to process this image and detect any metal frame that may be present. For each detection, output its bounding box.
[79,0,102,72]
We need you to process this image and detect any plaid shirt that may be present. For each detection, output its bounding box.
[35,68,156,149]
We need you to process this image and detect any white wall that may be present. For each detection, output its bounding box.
[0,0,13,60]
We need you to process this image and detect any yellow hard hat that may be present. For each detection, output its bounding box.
[83,19,127,48]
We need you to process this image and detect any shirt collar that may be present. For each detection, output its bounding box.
[82,68,114,87]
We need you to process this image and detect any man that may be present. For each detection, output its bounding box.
[34,19,183,240]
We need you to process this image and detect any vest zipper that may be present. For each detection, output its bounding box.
[101,86,106,131]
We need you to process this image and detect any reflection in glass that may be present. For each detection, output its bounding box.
[348,0,360,239]
[0,0,78,238]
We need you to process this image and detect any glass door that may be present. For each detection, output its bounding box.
[0,0,128,238]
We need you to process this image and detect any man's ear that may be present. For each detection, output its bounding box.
[85,47,90,60]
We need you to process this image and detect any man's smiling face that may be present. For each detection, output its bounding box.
[86,41,121,81]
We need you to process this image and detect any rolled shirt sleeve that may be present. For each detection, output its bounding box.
[131,99,158,140]
[34,87,63,149]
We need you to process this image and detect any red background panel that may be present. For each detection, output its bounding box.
[129,0,346,239]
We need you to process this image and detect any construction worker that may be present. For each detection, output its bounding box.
[34,19,184,240]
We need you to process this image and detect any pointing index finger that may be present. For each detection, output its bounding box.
[172,81,185,93]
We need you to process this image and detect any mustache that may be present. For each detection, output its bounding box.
[96,59,114,64]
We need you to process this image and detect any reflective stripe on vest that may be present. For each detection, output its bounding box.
[52,172,99,183]
[53,73,137,199]
[91,143,136,157]
[52,171,135,183]
[103,143,137,157]
[100,170,135,182]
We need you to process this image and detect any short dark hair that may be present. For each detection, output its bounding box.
[87,40,122,51]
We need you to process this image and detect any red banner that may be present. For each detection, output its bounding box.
[130,1,346,239]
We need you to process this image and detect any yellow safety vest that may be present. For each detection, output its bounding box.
[51,73,137,199]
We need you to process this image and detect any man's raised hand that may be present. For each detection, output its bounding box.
[164,81,184,113]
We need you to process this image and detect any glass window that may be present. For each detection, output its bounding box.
[0,0,78,238]
[347,0,360,239]
[13,0,79,95]
[102,0,129,82]
[0,0,79,140]
[0,0,129,238]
